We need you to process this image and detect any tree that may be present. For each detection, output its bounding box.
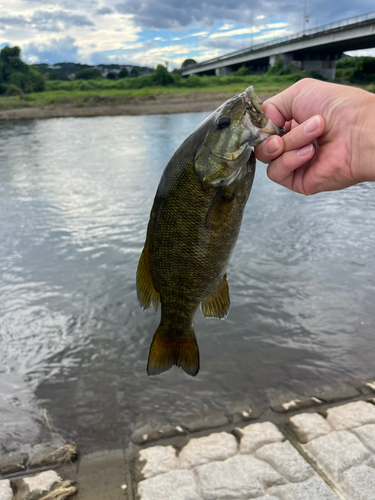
[118,67,128,78]
[152,64,173,85]
[0,45,45,94]
[106,71,117,80]
[181,59,197,69]
[75,68,102,80]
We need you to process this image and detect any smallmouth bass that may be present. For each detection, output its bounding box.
[137,86,284,376]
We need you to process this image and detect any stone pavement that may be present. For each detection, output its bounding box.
[136,400,375,500]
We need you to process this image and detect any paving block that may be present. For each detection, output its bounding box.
[238,422,284,454]
[179,432,237,469]
[0,453,28,476]
[289,412,333,443]
[139,446,178,479]
[268,476,340,500]
[303,430,370,480]
[73,449,126,500]
[181,412,229,433]
[13,470,62,500]
[340,464,375,500]
[351,424,375,454]
[254,441,314,483]
[0,480,13,500]
[311,382,359,403]
[326,401,375,430]
[195,454,286,499]
[137,469,201,500]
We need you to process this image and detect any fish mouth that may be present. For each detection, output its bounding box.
[244,86,285,138]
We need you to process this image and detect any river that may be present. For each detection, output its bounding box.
[1,113,375,453]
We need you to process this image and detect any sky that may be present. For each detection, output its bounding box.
[0,0,375,68]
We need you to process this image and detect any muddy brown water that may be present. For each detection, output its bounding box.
[1,113,375,454]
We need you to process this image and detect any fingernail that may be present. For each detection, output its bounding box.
[297,144,314,157]
[264,137,280,155]
[304,116,321,134]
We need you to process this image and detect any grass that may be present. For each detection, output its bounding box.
[0,73,373,112]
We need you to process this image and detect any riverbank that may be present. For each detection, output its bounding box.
[0,90,274,121]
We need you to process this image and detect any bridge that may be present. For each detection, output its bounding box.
[181,11,375,80]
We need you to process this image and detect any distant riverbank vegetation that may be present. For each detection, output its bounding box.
[0,46,374,112]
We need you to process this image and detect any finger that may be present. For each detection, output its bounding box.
[261,83,301,124]
[267,144,315,185]
[283,115,325,153]
[254,135,284,163]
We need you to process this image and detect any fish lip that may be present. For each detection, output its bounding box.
[244,86,285,138]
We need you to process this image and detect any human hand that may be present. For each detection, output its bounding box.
[254,78,375,195]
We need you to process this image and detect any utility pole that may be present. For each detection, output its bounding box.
[303,0,307,33]
[251,11,254,49]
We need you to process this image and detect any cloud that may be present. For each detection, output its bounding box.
[22,36,79,64]
[30,10,94,31]
[96,7,113,15]
[209,26,260,39]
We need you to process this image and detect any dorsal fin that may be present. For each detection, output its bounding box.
[136,243,160,311]
[200,274,230,319]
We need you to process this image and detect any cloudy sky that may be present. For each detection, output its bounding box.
[1,0,374,68]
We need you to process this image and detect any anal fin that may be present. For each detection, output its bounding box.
[136,243,160,310]
[200,273,230,319]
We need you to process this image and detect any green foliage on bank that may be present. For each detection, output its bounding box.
[0,46,45,95]
[336,56,375,83]
[44,69,310,93]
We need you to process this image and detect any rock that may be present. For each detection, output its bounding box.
[195,454,286,499]
[340,465,375,500]
[131,417,180,445]
[0,480,13,500]
[238,422,284,454]
[181,412,229,433]
[229,400,262,424]
[137,469,201,500]
[13,470,62,500]
[0,452,28,476]
[179,432,237,469]
[289,412,333,443]
[254,441,314,482]
[352,424,375,454]
[267,388,321,413]
[326,401,375,430]
[29,443,78,469]
[268,476,340,499]
[303,430,370,480]
[139,446,178,479]
[311,382,359,403]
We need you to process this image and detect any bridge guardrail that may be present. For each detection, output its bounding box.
[183,10,375,69]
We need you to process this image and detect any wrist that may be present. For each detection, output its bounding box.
[352,90,375,183]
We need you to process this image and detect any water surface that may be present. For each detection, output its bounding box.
[1,113,375,453]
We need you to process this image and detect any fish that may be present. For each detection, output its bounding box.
[136,86,284,377]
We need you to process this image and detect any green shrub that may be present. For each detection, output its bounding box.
[118,67,128,78]
[151,65,173,86]
[106,71,118,80]
[0,45,45,93]
[75,68,102,80]
[183,74,204,87]
[5,84,23,96]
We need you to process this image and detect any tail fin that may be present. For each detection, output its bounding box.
[147,325,199,377]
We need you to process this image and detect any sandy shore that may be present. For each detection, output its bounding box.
[0,92,243,121]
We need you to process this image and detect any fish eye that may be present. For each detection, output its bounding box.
[217,116,231,130]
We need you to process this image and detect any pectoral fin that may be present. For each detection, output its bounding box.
[200,274,230,319]
[136,243,160,310]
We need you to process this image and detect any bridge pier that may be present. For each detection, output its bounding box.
[269,51,340,80]
[215,67,232,76]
